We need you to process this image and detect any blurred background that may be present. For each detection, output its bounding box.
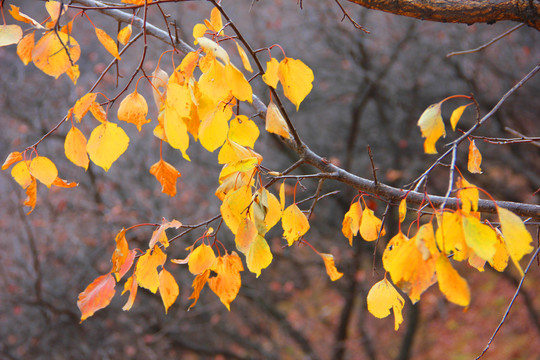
[1,1,539,359]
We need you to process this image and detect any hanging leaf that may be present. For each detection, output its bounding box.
[262,58,279,88]
[282,203,310,246]
[111,228,129,277]
[225,63,253,103]
[121,273,138,311]
[148,218,182,249]
[436,255,470,307]
[9,5,45,29]
[236,42,253,72]
[359,208,385,241]
[342,201,362,246]
[2,151,23,170]
[208,252,244,310]
[228,115,259,148]
[135,246,167,293]
[497,207,534,277]
[77,273,116,322]
[188,243,217,275]
[95,27,121,60]
[467,140,482,174]
[320,253,343,281]
[117,24,132,45]
[11,161,32,189]
[65,126,89,170]
[277,57,314,110]
[73,93,98,121]
[149,159,182,197]
[461,214,497,262]
[87,122,130,172]
[398,198,407,223]
[367,278,405,331]
[450,105,468,131]
[32,31,81,78]
[117,90,150,131]
[17,32,35,65]
[246,234,273,277]
[29,156,58,188]
[188,270,210,309]
[456,176,478,214]
[0,25,23,47]
[158,268,179,314]
[24,177,37,215]
[417,102,445,154]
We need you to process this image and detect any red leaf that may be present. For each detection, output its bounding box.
[77,273,116,322]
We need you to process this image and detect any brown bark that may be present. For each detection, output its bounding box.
[346,0,540,31]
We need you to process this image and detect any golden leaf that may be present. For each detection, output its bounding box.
[32,31,80,78]
[262,58,279,88]
[2,151,23,170]
[225,63,253,103]
[266,100,290,139]
[417,102,445,154]
[117,90,150,131]
[121,273,138,311]
[461,214,497,261]
[320,253,343,281]
[149,159,182,197]
[148,218,182,249]
[188,244,217,275]
[73,93,98,121]
[77,273,116,322]
[236,42,253,72]
[359,208,385,241]
[468,140,482,174]
[199,107,230,152]
[9,5,44,29]
[282,203,310,246]
[188,269,210,309]
[95,27,121,60]
[497,207,534,277]
[436,255,470,307]
[65,125,89,170]
[342,201,362,246]
[456,176,478,214]
[450,105,468,131]
[398,198,407,224]
[277,57,314,111]
[11,161,32,189]
[87,122,130,172]
[228,115,260,148]
[158,268,179,314]
[135,246,167,293]
[435,211,469,261]
[221,185,252,235]
[29,156,58,188]
[17,32,34,65]
[367,278,405,331]
[111,228,129,277]
[117,24,132,45]
[246,234,273,277]
[24,177,37,215]
[208,252,244,310]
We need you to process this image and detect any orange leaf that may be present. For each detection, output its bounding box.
[188,243,216,275]
[65,125,89,170]
[208,252,244,310]
[135,246,167,293]
[72,93,98,121]
[66,64,79,85]
[188,269,210,309]
[9,5,44,29]
[149,159,181,197]
[95,27,121,60]
[117,249,136,281]
[467,139,482,174]
[24,177,37,215]
[209,7,223,34]
[32,31,80,78]
[266,100,290,139]
[159,268,179,313]
[29,156,58,188]
[320,253,343,281]
[121,273,138,311]
[117,90,150,131]
[17,32,35,65]
[235,218,257,254]
[121,0,151,4]
[77,273,116,322]
[111,228,129,276]
[52,177,78,188]
[282,203,310,246]
[417,102,445,154]
[342,201,362,246]
[2,151,23,170]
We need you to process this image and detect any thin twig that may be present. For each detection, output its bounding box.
[333,0,370,33]
[447,24,524,58]
[367,145,378,186]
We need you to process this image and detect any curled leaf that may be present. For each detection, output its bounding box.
[417,102,445,154]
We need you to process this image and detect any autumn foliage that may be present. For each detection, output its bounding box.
[1,0,537,345]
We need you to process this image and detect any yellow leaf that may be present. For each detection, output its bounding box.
[158,268,179,314]
[236,42,253,72]
[164,100,190,160]
[89,102,107,123]
[208,252,244,310]
[342,201,362,246]
[66,64,79,85]
[121,0,151,5]
[11,161,32,189]
[228,115,259,148]
[198,56,231,102]
[398,198,407,223]
[149,159,182,197]
[468,252,486,272]
[95,27,121,60]
[225,63,253,103]
[192,23,207,43]
[468,140,482,174]
[461,214,497,261]
[135,246,167,293]
[262,58,279,88]
[45,1,67,24]
[282,203,310,246]
[435,211,469,260]
[151,66,168,109]
[415,222,438,260]
[121,274,138,311]
[188,244,216,275]
[199,107,230,152]
[188,269,210,309]
[497,207,534,277]
[87,122,130,172]
[24,177,37,215]
[266,100,290,138]
[456,176,478,214]
[148,218,182,249]
[246,234,273,277]
[117,90,150,131]
[65,125,89,170]
[2,151,23,170]
[489,231,509,272]
[436,255,470,307]
[450,105,467,131]
[0,24,23,47]
[29,156,58,188]
[17,32,34,65]
[261,189,282,232]
[417,102,445,154]
[279,182,286,211]
[320,253,343,281]
[111,228,129,276]
[367,278,405,331]
[32,31,80,78]
[209,7,223,34]
[359,208,385,241]
[221,185,252,235]
[277,57,314,111]
[178,51,199,80]
[73,93,98,121]
[117,24,132,45]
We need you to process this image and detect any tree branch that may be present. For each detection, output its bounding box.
[346,0,540,31]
